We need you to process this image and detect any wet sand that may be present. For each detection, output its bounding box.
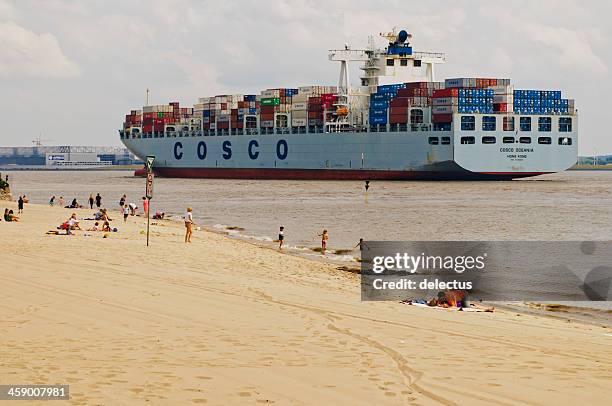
[1,202,611,405]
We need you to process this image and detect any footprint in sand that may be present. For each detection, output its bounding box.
[237,392,251,397]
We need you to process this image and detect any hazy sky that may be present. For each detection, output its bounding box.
[0,0,610,154]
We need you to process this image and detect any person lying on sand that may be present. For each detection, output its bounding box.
[88,222,100,231]
[153,211,165,220]
[102,221,111,232]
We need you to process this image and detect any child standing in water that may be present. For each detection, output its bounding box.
[278,226,285,250]
[318,229,329,255]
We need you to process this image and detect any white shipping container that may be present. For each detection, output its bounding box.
[291,102,307,110]
[292,93,309,103]
[489,85,514,95]
[432,97,458,106]
[215,96,228,103]
[493,94,514,104]
[261,89,280,98]
[217,114,230,122]
[292,118,308,127]
[291,110,307,119]
[432,105,456,115]
[260,120,274,127]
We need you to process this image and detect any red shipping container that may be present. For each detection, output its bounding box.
[404,82,427,90]
[432,114,453,123]
[389,106,408,115]
[494,103,508,112]
[217,121,229,129]
[390,114,408,124]
[390,98,410,107]
[260,113,274,120]
[260,106,275,114]
[309,97,322,104]
[143,125,153,132]
[308,111,323,119]
[433,89,459,98]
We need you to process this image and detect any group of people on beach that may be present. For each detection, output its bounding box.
[2,195,26,222]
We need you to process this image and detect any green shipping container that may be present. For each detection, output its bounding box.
[261,97,280,106]
[157,112,164,119]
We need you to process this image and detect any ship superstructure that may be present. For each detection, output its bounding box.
[119,29,577,180]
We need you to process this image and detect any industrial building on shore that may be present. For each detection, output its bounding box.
[0,146,142,169]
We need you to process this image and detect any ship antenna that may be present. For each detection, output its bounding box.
[146,88,150,106]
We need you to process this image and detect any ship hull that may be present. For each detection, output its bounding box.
[137,166,547,181]
[122,116,577,181]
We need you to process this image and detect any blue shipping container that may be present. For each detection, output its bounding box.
[369,108,388,116]
[370,116,387,124]
[370,100,389,109]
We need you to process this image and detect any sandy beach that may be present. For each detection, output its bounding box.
[1,202,611,405]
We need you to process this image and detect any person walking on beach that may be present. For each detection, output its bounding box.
[123,204,129,222]
[142,196,149,216]
[88,194,94,210]
[119,194,126,210]
[58,196,64,207]
[184,207,194,243]
[49,196,55,206]
[278,226,285,250]
[95,193,102,208]
[318,229,329,255]
[17,196,24,214]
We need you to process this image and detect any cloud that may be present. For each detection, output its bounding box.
[479,4,608,76]
[0,21,79,78]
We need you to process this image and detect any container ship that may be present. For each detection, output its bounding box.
[119,29,578,180]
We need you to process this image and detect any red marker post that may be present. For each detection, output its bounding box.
[145,156,155,246]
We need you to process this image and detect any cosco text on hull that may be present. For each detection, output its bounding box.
[172,140,289,161]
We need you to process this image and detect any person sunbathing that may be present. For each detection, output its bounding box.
[88,222,101,231]
[102,221,111,232]
[67,213,81,230]
[5,209,19,222]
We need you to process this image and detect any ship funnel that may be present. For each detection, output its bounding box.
[396,30,409,44]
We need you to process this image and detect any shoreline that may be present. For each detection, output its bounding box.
[7,201,612,325]
[2,202,612,404]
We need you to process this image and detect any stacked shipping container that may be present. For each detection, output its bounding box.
[513,90,573,115]
[127,79,574,133]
